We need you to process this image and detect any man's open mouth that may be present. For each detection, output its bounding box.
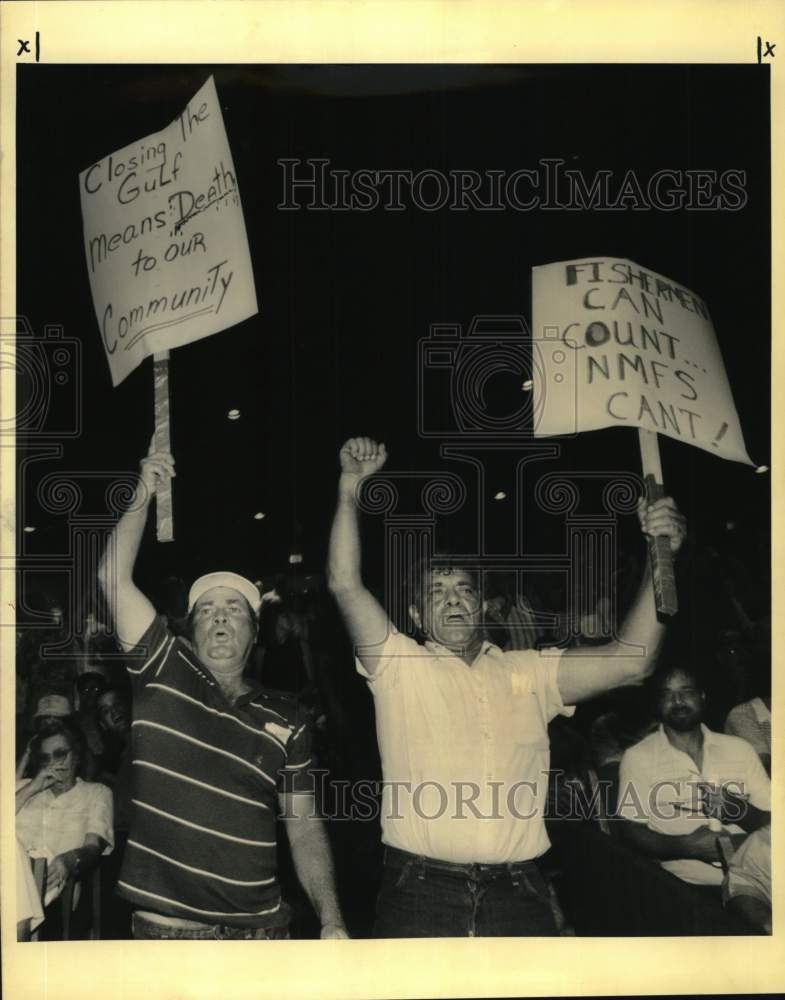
[443,613,467,624]
[210,626,233,641]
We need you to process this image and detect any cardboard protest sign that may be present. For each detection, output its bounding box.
[532,257,752,465]
[79,76,258,386]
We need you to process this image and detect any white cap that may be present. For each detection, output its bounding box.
[187,572,262,613]
[34,694,74,718]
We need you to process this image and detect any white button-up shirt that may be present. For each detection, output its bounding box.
[618,724,770,884]
[357,629,572,864]
[16,778,114,862]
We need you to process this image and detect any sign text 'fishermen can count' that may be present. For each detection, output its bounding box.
[532,256,752,465]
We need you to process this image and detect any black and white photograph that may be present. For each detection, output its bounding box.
[2,2,782,998]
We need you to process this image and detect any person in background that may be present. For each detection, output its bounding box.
[724,634,771,775]
[261,593,316,696]
[17,693,99,782]
[16,722,113,939]
[724,695,771,776]
[74,671,108,759]
[95,686,133,827]
[619,665,770,886]
[483,574,544,652]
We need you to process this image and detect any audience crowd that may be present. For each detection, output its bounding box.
[15,539,772,939]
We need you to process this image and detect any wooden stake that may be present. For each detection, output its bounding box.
[638,428,677,616]
[153,351,174,542]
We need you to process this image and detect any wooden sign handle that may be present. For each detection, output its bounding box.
[153,351,174,543]
[638,428,677,617]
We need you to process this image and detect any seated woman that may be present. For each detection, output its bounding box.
[17,693,100,781]
[16,722,113,939]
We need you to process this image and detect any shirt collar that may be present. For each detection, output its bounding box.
[44,776,83,800]
[423,638,499,661]
[657,722,716,751]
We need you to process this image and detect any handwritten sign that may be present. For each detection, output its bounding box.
[531,257,752,465]
[79,76,258,386]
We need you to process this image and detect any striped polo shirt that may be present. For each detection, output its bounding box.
[118,616,313,927]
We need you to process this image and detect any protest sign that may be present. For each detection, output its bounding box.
[79,75,258,386]
[532,257,752,465]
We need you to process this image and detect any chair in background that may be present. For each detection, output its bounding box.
[29,857,102,941]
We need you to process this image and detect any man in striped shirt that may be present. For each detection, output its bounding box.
[98,446,347,940]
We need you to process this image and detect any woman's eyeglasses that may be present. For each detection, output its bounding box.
[39,748,72,764]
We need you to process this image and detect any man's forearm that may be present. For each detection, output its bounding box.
[723,796,770,834]
[98,483,150,585]
[616,563,666,683]
[621,819,719,863]
[327,479,363,594]
[15,783,40,815]
[286,816,345,929]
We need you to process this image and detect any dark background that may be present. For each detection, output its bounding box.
[16,62,771,637]
[14,61,772,940]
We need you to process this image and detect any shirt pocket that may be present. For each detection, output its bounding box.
[504,689,548,749]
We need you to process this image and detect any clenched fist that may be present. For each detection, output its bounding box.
[138,434,175,502]
[339,437,387,479]
[637,496,687,555]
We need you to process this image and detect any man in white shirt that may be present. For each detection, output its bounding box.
[618,666,770,886]
[327,436,687,936]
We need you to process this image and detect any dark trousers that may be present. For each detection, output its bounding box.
[132,911,290,940]
[373,846,560,938]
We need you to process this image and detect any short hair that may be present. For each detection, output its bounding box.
[26,720,86,779]
[76,672,107,697]
[406,557,480,612]
[653,663,705,696]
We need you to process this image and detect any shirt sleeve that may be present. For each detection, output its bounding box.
[354,626,422,687]
[735,739,771,811]
[724,704,769,759]
[86,783,114,854]
[617,746,651,824]
[508,647,575,723]
[278,703,314,795]
[124,614,175,692]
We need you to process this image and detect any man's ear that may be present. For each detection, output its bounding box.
[408,604,422,630]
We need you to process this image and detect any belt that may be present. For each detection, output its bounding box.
[384,845,544,877]
[132,910,290,940]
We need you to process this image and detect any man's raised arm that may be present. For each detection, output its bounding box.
[97,446,174,652]
[557,496,687,705]
[327,436,391,675]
